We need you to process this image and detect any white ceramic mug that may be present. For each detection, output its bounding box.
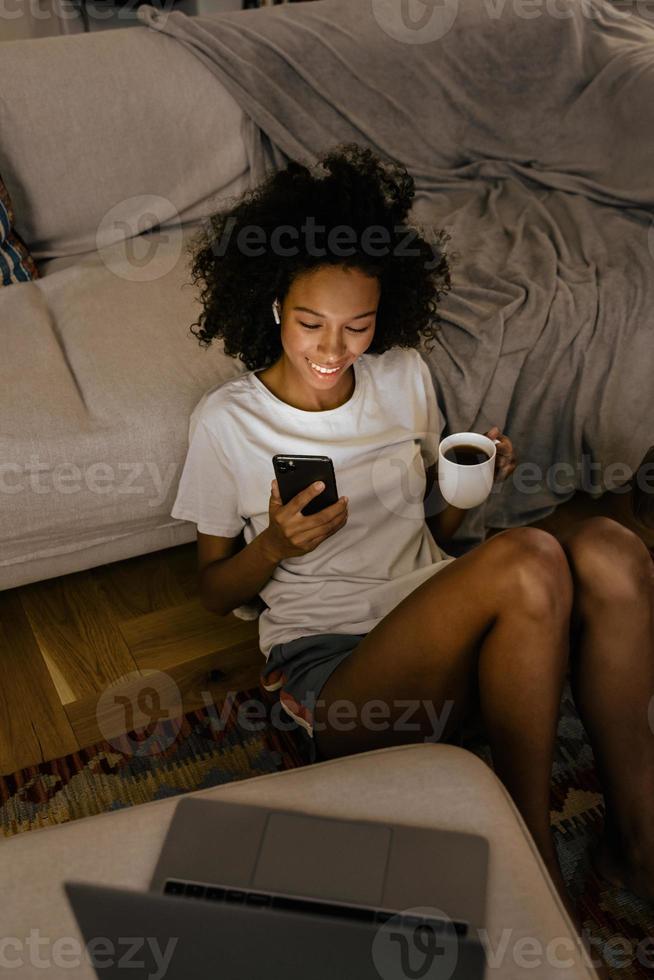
[438,432,501,509]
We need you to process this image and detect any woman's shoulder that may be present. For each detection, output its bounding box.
[363,346,423,377]
[189,369,255,437]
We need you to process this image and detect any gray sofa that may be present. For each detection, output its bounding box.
[0,24,259,591]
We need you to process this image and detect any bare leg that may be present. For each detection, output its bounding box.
[474,547,573,900]
[557,516,654,900]
[312,527,582,925]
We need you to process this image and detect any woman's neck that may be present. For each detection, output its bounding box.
[257,357,356,412]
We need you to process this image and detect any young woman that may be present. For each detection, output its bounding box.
[172,143,654,933]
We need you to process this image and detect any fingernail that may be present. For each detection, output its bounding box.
[315,481,324,490]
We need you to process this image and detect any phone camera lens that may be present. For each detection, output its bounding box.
[278,462,289,473]
[288,461,295,470]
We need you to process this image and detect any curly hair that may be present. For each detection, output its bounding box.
[185,142,455,371]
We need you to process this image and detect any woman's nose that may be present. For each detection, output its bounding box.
[318,339,347,358]
[318,352,346,365]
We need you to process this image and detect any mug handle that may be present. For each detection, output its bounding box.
[492,439,501,445]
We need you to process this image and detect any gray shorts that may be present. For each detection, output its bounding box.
[259,632,367,764]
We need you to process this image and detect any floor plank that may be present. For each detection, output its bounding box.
[64,640,262,748]
[0,590,78,773]
[163,541,202,601]
[120,599,259,673]
[19,572,142,704]
[91,548,190,619]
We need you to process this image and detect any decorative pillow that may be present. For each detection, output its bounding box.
[0,173,40,286]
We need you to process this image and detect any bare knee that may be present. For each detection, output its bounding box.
[561,516,654,605]
[485,526,574,619]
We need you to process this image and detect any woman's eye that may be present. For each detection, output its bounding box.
[300,322,368,333]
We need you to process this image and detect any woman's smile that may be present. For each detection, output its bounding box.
[305,356,347,378]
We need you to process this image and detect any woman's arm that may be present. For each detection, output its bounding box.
[423,464,466,547]
[427,502,468,547]
[200,528,283,617]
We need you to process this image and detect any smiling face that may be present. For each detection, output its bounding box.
[273,265,380,411]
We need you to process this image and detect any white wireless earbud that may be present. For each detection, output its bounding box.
[272,301,281,325]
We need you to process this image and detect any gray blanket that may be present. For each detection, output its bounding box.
[137,0,654,550]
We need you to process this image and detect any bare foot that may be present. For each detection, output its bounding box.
[590,833,654,904]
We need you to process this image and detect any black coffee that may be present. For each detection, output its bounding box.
[443,444,490,466]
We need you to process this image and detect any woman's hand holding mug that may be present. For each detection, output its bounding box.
[262,480,349,561]
[438,427,517,508]
[485,426,517,484]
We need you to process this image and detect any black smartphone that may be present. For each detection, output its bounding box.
[272,454,339,516]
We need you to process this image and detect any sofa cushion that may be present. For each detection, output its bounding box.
[0,223,247,573]
[0,26,250,262]
[0,172,40,286]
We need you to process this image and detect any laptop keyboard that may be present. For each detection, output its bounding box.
[162,879,469,936]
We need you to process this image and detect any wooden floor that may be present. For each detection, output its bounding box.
[0,545,263,775]
[1,486,652,776]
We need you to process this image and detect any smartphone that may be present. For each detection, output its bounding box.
[272,454,339,516]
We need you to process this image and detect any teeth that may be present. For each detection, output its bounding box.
[308,358,341,375]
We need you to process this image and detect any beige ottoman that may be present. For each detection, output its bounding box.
[1,743,602,979]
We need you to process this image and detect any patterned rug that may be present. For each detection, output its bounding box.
[462,680,654,980]
[1,679,652,979]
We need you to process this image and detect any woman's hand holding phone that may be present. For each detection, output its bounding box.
[262,479,349,561]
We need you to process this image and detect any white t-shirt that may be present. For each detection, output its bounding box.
[171,347,456,660]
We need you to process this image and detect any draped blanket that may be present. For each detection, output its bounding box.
[137,0,654,549]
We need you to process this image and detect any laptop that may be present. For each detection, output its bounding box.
[65,798,489,979]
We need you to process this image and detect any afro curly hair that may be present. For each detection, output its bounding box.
[185,142,454,371]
